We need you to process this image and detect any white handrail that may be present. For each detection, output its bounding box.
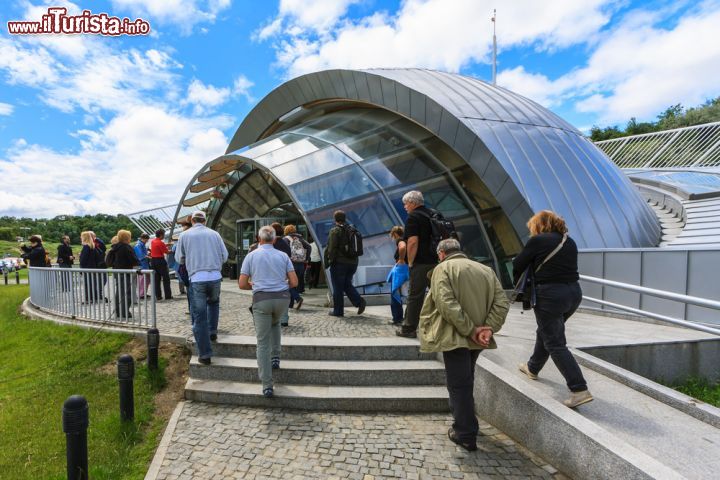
[579,274,720,310]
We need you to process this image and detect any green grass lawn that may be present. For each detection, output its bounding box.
[674,378,720,408]
[0,285,170,479]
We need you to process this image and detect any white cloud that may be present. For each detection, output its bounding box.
[259,0,616,78]
[232,75,254,102]
[497,1,720,124]
[0,103,14,116]
[186,79,231,114]
[0,107,233,217]
[109,0,232,33]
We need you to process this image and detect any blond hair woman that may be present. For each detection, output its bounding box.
[512,210,592,408]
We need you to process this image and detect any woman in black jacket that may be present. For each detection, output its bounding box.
[80,231,104,302]
[20,235,47,268]
[106,229,139,319]
[513,210,593,409]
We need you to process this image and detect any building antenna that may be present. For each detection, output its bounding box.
[491,9,497,86]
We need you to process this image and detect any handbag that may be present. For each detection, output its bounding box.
[511,234,568,310]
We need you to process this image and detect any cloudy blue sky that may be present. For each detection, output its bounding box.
[1,0,719,217]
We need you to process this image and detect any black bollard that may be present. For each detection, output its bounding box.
[15,270,20,284]
[117,354,135,421]
[63,395,89,480]
[3,272,7,285]
[147,328,160,371]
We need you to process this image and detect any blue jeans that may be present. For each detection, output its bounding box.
[330,263,361,315]
[190,279,221,359]
[528,282,587,392]
[390,295,404,323]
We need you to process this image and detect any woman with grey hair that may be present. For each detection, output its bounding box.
[239,225,299,398]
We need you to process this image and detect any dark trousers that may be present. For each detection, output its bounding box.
[401,263,435,333]
[330,263,362,315]
[59,263,72,292]
[151,258,173,300]
[290,262,306,307]
[308,261,321,288]
[113,275,132,318]
[528,282,587,392]
[390,295,403,323]
[443,348,482,443]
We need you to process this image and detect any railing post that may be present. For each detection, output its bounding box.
[16,269,20,284]
[117,355,135,422]
[62,395,89,480]
[149,271,157,329]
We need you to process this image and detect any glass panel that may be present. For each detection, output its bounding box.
[240,133,305,159]
[307,192,397,244]
[272,146,355,186]
[288,166,377,211]
[252,136,328,169]
[296,109,391,143]
[362,146,443,188]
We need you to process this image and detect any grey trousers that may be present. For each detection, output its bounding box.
[252,298,289,389]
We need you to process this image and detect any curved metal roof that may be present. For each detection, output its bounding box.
[226,68,660,248]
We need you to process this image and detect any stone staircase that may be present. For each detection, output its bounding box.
[185,335,450,412]
[646,198,685,245]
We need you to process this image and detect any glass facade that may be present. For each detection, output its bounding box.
[207,108,519,287]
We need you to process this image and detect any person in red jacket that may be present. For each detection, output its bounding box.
[150,229,173,300]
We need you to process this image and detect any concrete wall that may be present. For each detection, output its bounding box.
[581,339,720,385]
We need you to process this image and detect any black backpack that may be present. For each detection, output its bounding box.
[416,208,458,252]
[341,224,364,258]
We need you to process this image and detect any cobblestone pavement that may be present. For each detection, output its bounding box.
[156,402,560,480]
[156,283,397,340]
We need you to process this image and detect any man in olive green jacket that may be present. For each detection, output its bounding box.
[419,238,509,451]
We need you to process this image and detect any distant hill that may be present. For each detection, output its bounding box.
[0,214,139,245]
[590,97,720,141]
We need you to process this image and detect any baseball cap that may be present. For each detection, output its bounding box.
[192,210,206,220]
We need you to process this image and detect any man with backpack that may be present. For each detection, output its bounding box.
[397,190,440,338]
[324,210,366,317]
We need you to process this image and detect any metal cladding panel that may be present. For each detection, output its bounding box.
[224,68,659,248]
[686,250,720,324]
[603,252,642,309]
[641,250,688,319]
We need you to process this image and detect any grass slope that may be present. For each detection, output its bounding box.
[0,285,168,479]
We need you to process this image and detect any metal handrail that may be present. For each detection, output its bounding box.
[579,274,720,336]
[28,266,157,329]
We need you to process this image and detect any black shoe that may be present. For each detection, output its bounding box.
[357,298,366,315]
[198,357,212,365]
[295,297,303,310]
[389,320,403,326]
[281,323,289,327]
[328,311,344,317]
[448,428,477,452]
[395,329,416,338]
[210,333,217,342]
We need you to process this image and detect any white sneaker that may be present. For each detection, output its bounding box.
[564,390,593,408]
[518,362,538,380]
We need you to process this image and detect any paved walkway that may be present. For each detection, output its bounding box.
[155,283,397,340]
[153,403,558,480]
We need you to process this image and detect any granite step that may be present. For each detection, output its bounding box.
[205,335,436,361]
[184,378,450,412]
[189,356,447,386]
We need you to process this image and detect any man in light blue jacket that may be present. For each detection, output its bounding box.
[175,211,229,364]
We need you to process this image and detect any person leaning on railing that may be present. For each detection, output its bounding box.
[512,210,593,409]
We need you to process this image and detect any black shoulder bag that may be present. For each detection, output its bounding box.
[511,234,567,310]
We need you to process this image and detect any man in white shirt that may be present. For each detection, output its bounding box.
[175,211,229,364]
